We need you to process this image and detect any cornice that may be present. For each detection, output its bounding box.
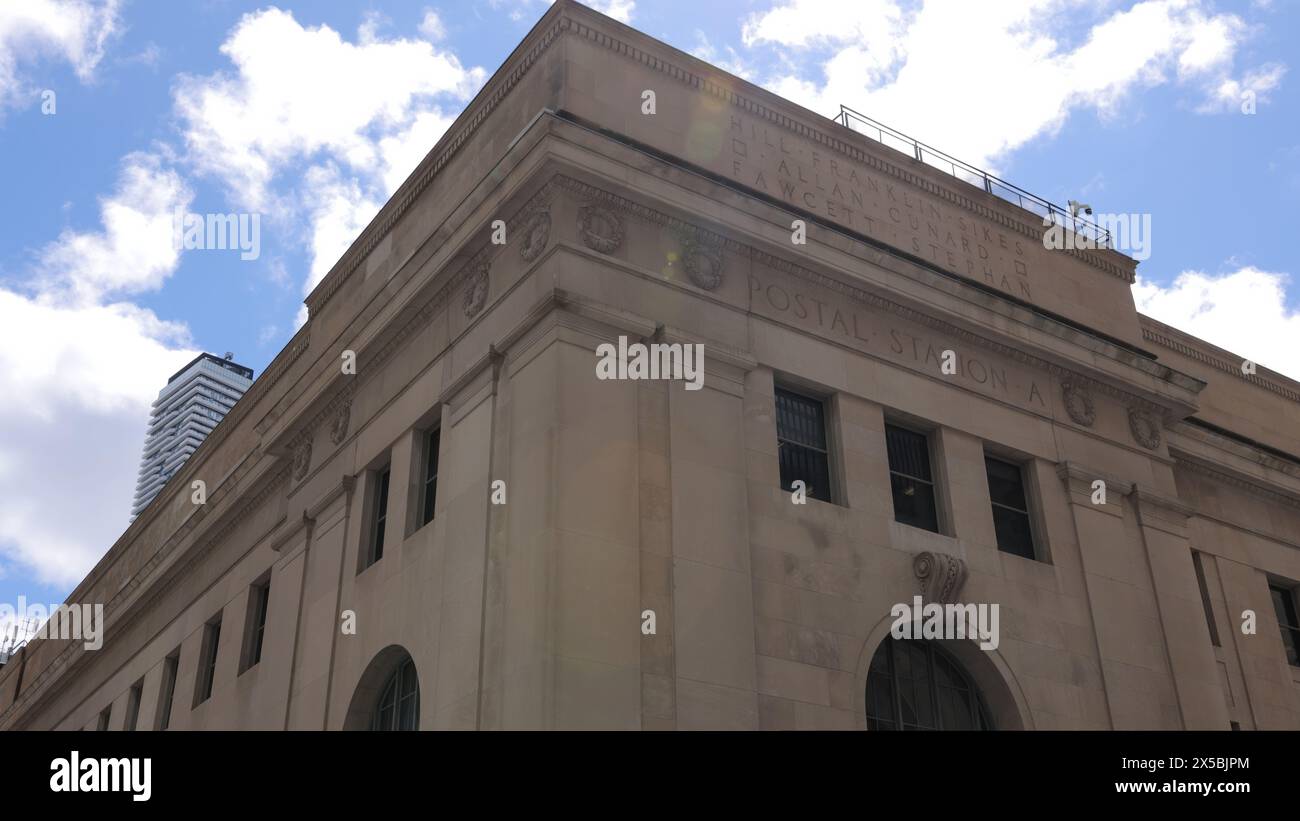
[1171,448,1300,512]
[1169,419,1300,481]
[268,181,559,463]
[302,2,1130,329]
[65,325,310,612]
[1141,318,1300,404]
[304,16,568,318]
[559,12,1133,283]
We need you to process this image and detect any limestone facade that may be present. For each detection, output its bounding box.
[2,0,1298,730]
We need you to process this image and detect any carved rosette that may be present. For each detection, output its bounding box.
[577,205,624,254]
[1061,381,1095,427]
[291,437,312,481]
[518,208,552,263]
[679,229,724,291]
[462,260,489,319]
[1128,408,1161,450]
[329,400,351,445]
[913,551,967,605]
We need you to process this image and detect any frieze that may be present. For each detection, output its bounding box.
[518,206,552,263]
[555,174,1177,421]
[291,436,313,481]
[673,224,724,291]
[577,204,624,253]
[329,400,351,445]
[1062,382,1095,427]
[1128,408,1162,450]
[462,258,490,318]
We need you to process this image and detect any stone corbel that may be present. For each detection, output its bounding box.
[913,551,967,605]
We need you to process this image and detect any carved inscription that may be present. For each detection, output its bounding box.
[727,114,1033,301]
[748,272,1047,412]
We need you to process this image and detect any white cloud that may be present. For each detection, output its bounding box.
[0,0,120,111]
[35,152,191,304]
[173,7,485,319]
[1198,62,1285,113]
[376,107,458,195]
[691,31,753,80]
[1134,267,1300,379]
[419,8,446,41]
[587,0,636,24]
[0,147,194,587]
[743,0,1285,168]
[174,7,484,212]
[0,292,196,587]
[301,164,382,293]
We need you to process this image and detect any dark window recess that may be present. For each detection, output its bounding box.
[866,638,991,730]
[775,388,832,503]
[157,653,179,730]
[886,425,939,532]
[368,466,392,567]
[195,618,221,706]
[124,682,142,731]
[1269,584,1300,667]
[421,429,440,527]
[984,456,1035,559]
[1192,552,1220,647]
[96,706,111,731]
[242,581,270,672]
[372,656,420,731]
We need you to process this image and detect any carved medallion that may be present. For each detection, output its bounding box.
[329,400,351,445]
[913,551,967,605]
[577,205,623,254]
[1128,408,1161,450]
[292,437,312,481]
[462,261,489,319]
[519,209,552,263]
[680,231,724,291]
[1061,381,1095,427]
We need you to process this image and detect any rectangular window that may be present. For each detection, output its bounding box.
[775,388,832,503]
[97,705,111,731]
[985,456,1035,559]
[886,424,939,532]
[420,428,440,527]
[240,578,270,673]
[365,465,392,568]
[1192,552,1220,647]
[156,652,179,730]
[194,616,221,707]
[1269,584,1300,667]
[124,681,143,731]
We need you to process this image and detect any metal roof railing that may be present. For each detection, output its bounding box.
[835,104,1112,248]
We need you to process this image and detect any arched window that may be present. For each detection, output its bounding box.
[866,637,992,730]
[369,654,419,731]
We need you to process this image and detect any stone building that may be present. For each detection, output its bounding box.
[2,0,1298,730]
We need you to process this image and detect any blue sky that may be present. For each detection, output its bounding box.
[0,0,1296,627]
